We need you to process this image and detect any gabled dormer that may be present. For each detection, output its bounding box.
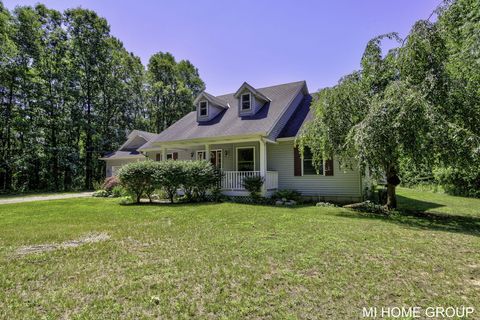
[194,91,229,122]
[234,82,271,117]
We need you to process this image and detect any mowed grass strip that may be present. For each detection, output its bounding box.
[0,189,479,319]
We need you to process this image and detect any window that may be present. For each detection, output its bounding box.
[157,153,173,161]
[199,101,208,117]
[302,147,323,175]
[241,93,251,110]
[237,147,254,171]
[197,150,222,169]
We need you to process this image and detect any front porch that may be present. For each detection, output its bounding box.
[221,170,278,196]
[145,138,279,195]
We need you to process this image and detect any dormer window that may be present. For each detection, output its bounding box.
[241,93,251,110]
[199,101,208,117]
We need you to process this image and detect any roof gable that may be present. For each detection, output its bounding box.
[193,91,230,109]
[234,82,271,103]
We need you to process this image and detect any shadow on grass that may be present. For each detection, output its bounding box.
[337,195,480,237]
[396,195,446,212]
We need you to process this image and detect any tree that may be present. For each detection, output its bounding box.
[0,2,205,193]
[299,0,480,207]
[65,8,110,190]
[146,52,205,133]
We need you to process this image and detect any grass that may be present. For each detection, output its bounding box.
[397,186,480,217]
[0,189,479,319]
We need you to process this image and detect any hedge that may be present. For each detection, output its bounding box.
[117,160,220,203]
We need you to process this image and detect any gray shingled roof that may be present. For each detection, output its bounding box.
[278,95,313,138]
[134,130,159,141]
[140,81,306,148]
[99,150,145,160]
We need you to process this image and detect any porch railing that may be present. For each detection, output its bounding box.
[221,171,278,191]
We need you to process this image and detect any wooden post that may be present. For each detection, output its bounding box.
[259,139,267,196]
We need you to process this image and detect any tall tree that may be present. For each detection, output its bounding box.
[146,52,204,133]
[65,8,110,190]
[0,2,203,192]
[299,0,480,208]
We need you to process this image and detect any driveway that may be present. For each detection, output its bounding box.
[0,192,94,205]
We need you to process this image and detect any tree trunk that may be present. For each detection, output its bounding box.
[85,86,93,190]
[385,165,401,209]
[386,183,397,209]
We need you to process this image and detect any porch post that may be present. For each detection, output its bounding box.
[205,144,211,162]
[259,139,267,195]
[161,148,167,161]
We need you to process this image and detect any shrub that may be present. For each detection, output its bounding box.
[273,189,302,202]
[102,176,120,191]
[118,196,133,205]
[118,161,160,203]
[181,160,221,201]
[433,166,480,198]
[111,185,127,198]
[316,201,336,207]
[154,160,184,203]
[92,189,109,197]
[243,175,264,201]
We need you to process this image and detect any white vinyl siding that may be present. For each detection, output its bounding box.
[105,158,145,177]
[267,140,361,198]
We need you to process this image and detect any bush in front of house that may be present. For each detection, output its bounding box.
[181,160,221,201]
[272,189,302,202]
[116,160,222,204]
[118,161,160,203]
[111,185,128,198]
[242,175,264,202]
[153,160,185,203]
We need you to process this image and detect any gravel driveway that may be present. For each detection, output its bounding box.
[0,192,94,205]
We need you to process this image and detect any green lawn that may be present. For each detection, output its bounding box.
[397,187,480,217]
[0,189,479,319]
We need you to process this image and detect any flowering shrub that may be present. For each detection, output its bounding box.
[102,176,120,191]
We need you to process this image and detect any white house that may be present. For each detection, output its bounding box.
[101,81,366,202]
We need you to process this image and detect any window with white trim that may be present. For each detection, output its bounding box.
[302,147,323,175]
[237,147,254,171]
[241,93,251,110]
[199,101,208,117]
[196,150,222,169]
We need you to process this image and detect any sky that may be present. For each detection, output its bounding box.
[4,0,441,95]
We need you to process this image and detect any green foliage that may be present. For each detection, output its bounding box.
[146,52,205,133]
[153,160,184,203]
[273,189,302,202]
[0,3,204,193]
[300,0,480,208]
[118,161,160,203]
[242,176,264,201]
[116,160,219,204]
[181,160,220,201]
[433,166,480,198]
[92,189,109,197]
[110,185,127,198]
[117,196,132,205]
